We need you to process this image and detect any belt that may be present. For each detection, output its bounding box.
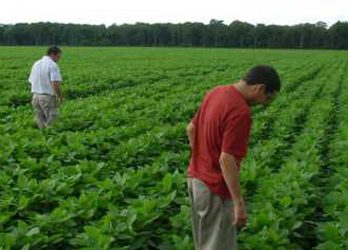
[33,93,53,97]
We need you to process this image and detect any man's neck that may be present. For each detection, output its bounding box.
[233,80,253,106]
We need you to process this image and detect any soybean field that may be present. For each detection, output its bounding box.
[1,47,348,250]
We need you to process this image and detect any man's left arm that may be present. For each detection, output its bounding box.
[221,112,252,225]
[52,81,63,103]
[187,122,195,150]
[50,65,63,103]
[219,152,247,226]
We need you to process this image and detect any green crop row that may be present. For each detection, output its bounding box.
[239,63,345,250]
[315,70,348,250]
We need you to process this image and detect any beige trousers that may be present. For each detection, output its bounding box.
[188,178,237,250]
[32,94,59,128]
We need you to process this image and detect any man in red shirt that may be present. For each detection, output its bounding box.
[187,65,281,249]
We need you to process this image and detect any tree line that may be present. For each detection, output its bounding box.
[0,20,347,49]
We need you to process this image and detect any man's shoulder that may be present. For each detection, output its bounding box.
[46,57,58,66]
[39,56,58,68]
[204,85,227,99]
[210,85,227,93]
[47,60,59,70]
[33,58,43,67]
[209,84,236,96]
[225,97,251,121]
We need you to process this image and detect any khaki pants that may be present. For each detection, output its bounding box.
[188,178,237,250]
[32,94,59,128]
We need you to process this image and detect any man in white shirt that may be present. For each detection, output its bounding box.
[29,46,64,128]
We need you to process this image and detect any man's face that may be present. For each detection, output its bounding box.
[250,84,278,105]
[51,53,62,62]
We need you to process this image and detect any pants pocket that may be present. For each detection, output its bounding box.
[192,179,211,213]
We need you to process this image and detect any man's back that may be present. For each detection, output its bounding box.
[29,56,62,96]
[188,85,252,199]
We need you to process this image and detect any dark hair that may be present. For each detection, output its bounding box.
[243,65,281,93]
[47,46,62,55]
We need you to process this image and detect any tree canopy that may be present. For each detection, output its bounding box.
[0,20,347,49]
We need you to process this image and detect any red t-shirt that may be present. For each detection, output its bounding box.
[188,85,252,199]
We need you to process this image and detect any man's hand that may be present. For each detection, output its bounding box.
[58,95,64,105]
[233,200,248,226]
[54,94,64,106]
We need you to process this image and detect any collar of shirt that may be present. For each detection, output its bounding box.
[43,55,53,62]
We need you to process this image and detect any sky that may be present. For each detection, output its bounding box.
[0,0,347,26]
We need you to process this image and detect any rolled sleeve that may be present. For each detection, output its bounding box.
[221,112,251,158]
[50,65,62,82]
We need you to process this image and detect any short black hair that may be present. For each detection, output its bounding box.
[243,65,281,93]
[47,46,62,56]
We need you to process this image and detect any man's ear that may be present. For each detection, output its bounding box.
[257,84,266,93]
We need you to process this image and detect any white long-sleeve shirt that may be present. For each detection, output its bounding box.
[28,56,62,96]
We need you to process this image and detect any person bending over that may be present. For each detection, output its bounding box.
[187,65,281,250]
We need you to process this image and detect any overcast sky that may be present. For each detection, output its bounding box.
[1,0,347,26]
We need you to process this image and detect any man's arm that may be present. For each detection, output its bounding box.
[186,122,195,149]
[50,64,63,102]
[52,81,63,103]
[219,152,247,226]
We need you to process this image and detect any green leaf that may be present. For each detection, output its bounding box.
[18,196,30,210]
[25,227,40,237]
[279,196,292,207]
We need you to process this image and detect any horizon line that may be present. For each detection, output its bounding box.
[1,19,347,27]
